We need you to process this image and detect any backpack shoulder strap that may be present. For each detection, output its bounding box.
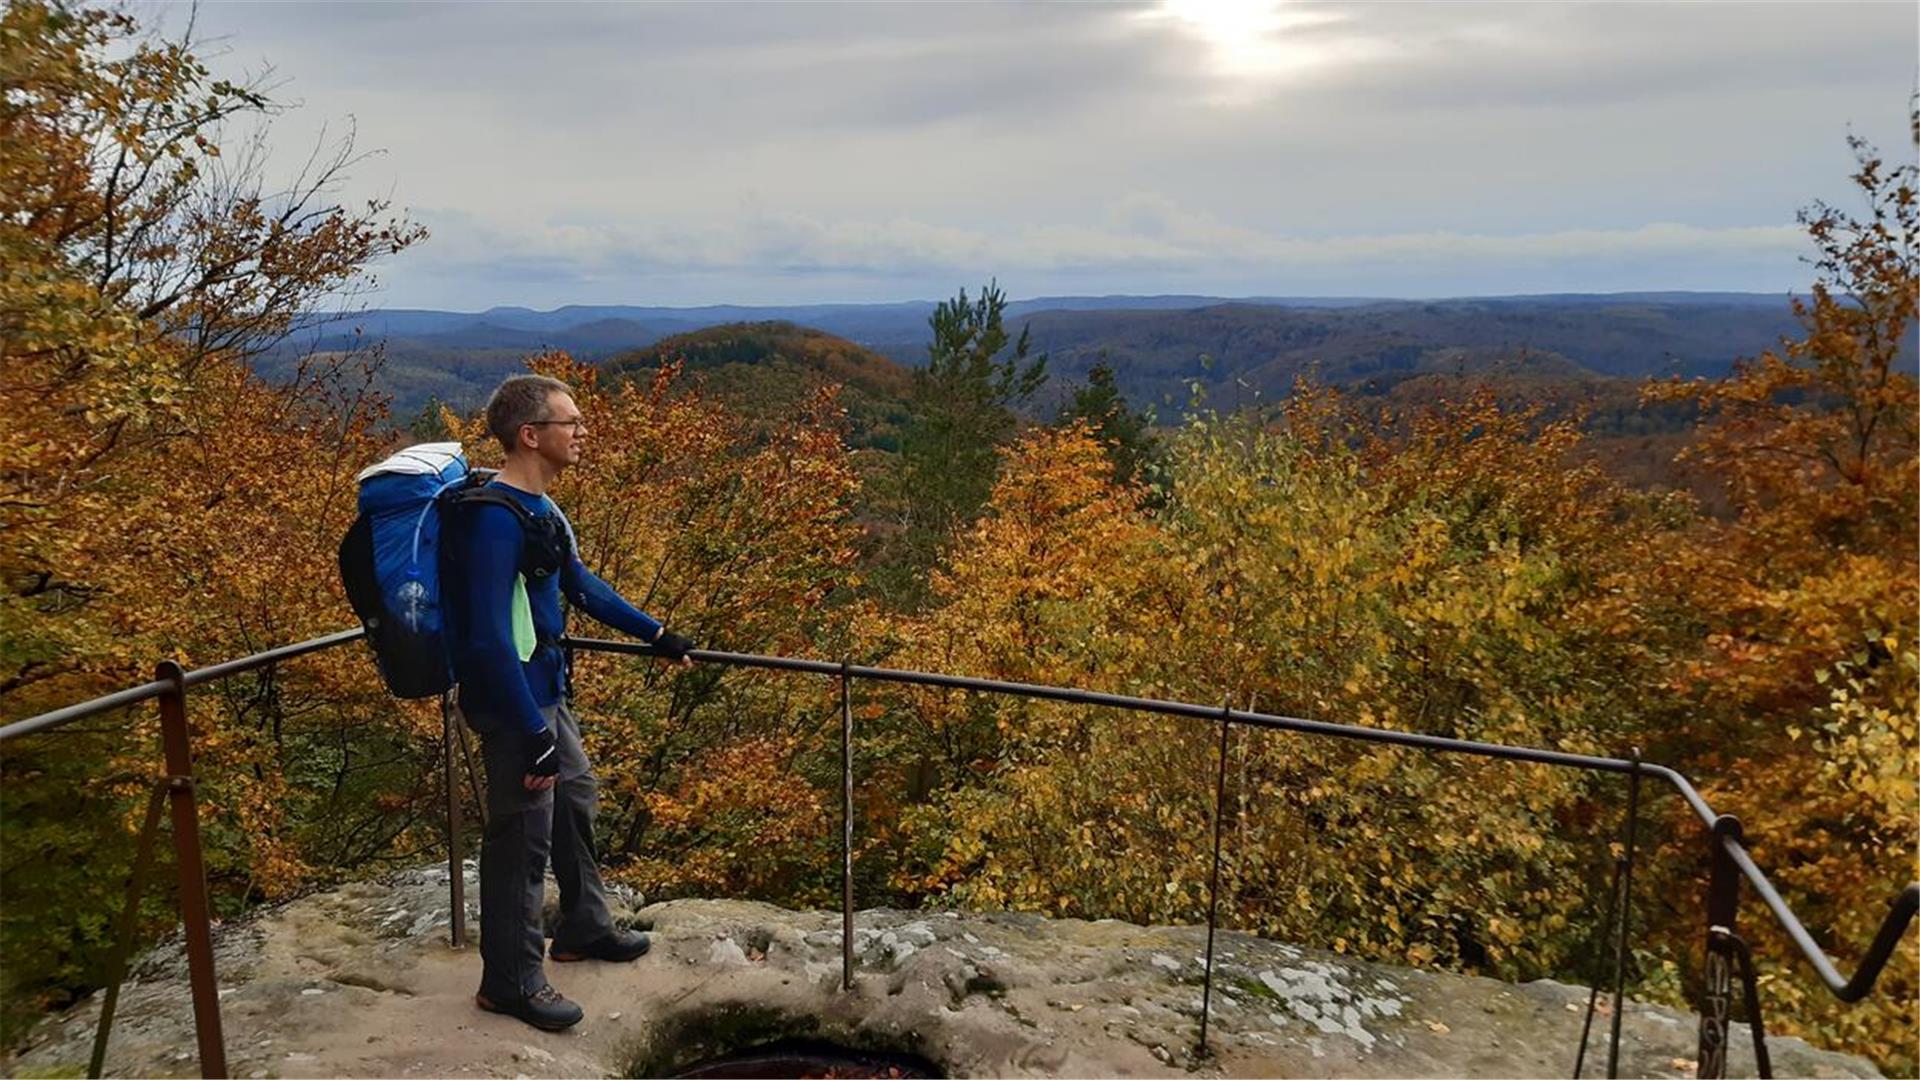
[443,483,570,583]
[538,495,580,558]
[443,482,539,526]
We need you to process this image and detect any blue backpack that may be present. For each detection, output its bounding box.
[338,443,568,699]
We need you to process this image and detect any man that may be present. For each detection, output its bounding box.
[442,374,694,1032]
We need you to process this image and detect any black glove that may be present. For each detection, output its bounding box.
[521,726,560,779]
[650,629,695,661]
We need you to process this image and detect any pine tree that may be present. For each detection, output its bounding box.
[888,281,1047,600]
[1057,358,1156,486]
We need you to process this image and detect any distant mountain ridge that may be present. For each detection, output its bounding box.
[284,290,1799,346]
[259,291,1878,419]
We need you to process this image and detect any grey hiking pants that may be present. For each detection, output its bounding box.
[471,700,617,1002]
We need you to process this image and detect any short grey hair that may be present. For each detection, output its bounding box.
[485,374,572,451]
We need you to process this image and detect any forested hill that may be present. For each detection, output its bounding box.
[1008,298,1814,412]
[260,293,1829,418]
[603,322,913,450]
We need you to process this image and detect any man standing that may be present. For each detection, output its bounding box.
[443,374,694,1032]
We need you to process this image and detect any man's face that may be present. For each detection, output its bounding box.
[520,391,587,470]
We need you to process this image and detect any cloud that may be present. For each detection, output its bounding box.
[387,194,1806,307]
[181,1,1912,307]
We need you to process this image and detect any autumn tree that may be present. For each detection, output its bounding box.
[868,391,1679,984]
[1,0,422,1036]
[1642,124,1918,1067]
[2,0,423,710]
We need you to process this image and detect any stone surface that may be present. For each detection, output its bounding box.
[6,864,1879,1078]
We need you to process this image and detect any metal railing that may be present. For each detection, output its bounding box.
[1,628,1913,1079]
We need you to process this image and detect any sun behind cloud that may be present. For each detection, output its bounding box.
[1138,0,1388,88]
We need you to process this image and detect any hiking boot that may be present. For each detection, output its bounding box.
[475,983,584,1031]
[551,928,651,963]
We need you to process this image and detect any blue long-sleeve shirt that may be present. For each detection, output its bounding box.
[443,482,662,735]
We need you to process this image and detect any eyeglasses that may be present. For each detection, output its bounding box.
[525,417,587,433]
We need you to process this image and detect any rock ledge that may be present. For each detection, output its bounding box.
[9,864,1877,1078]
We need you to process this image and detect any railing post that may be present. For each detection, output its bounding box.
[1198,697,1233,1058]
[1725,931,1775,1078]
[1572,852,1627,1078]
[155,660,228,1079]
[840,659,855,992]
[442,692,466,948]
[88,781,169,1079]
[1605,748,1642,1079]
[1696,814,1744,1080]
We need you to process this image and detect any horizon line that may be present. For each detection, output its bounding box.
[340,288,1800,318]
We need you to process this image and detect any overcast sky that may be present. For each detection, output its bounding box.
[181,1,1915,310]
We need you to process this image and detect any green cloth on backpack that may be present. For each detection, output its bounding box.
[511,573,537,662]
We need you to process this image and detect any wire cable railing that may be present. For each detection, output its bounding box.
[1,627,1913,1079]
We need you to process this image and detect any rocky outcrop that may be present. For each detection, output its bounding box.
[9,864,1877,1078]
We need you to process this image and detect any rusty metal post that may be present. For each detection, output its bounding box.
[840,659,855,991]
[1605,748,1642,1079]
[88,780,169,1079]
[155,660,228,1079]
[1198,698,1233,1057]
[442,692,466,948]
[1696,814,1744,1080]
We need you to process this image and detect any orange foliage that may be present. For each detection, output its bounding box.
[1640,132,1918,1064]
